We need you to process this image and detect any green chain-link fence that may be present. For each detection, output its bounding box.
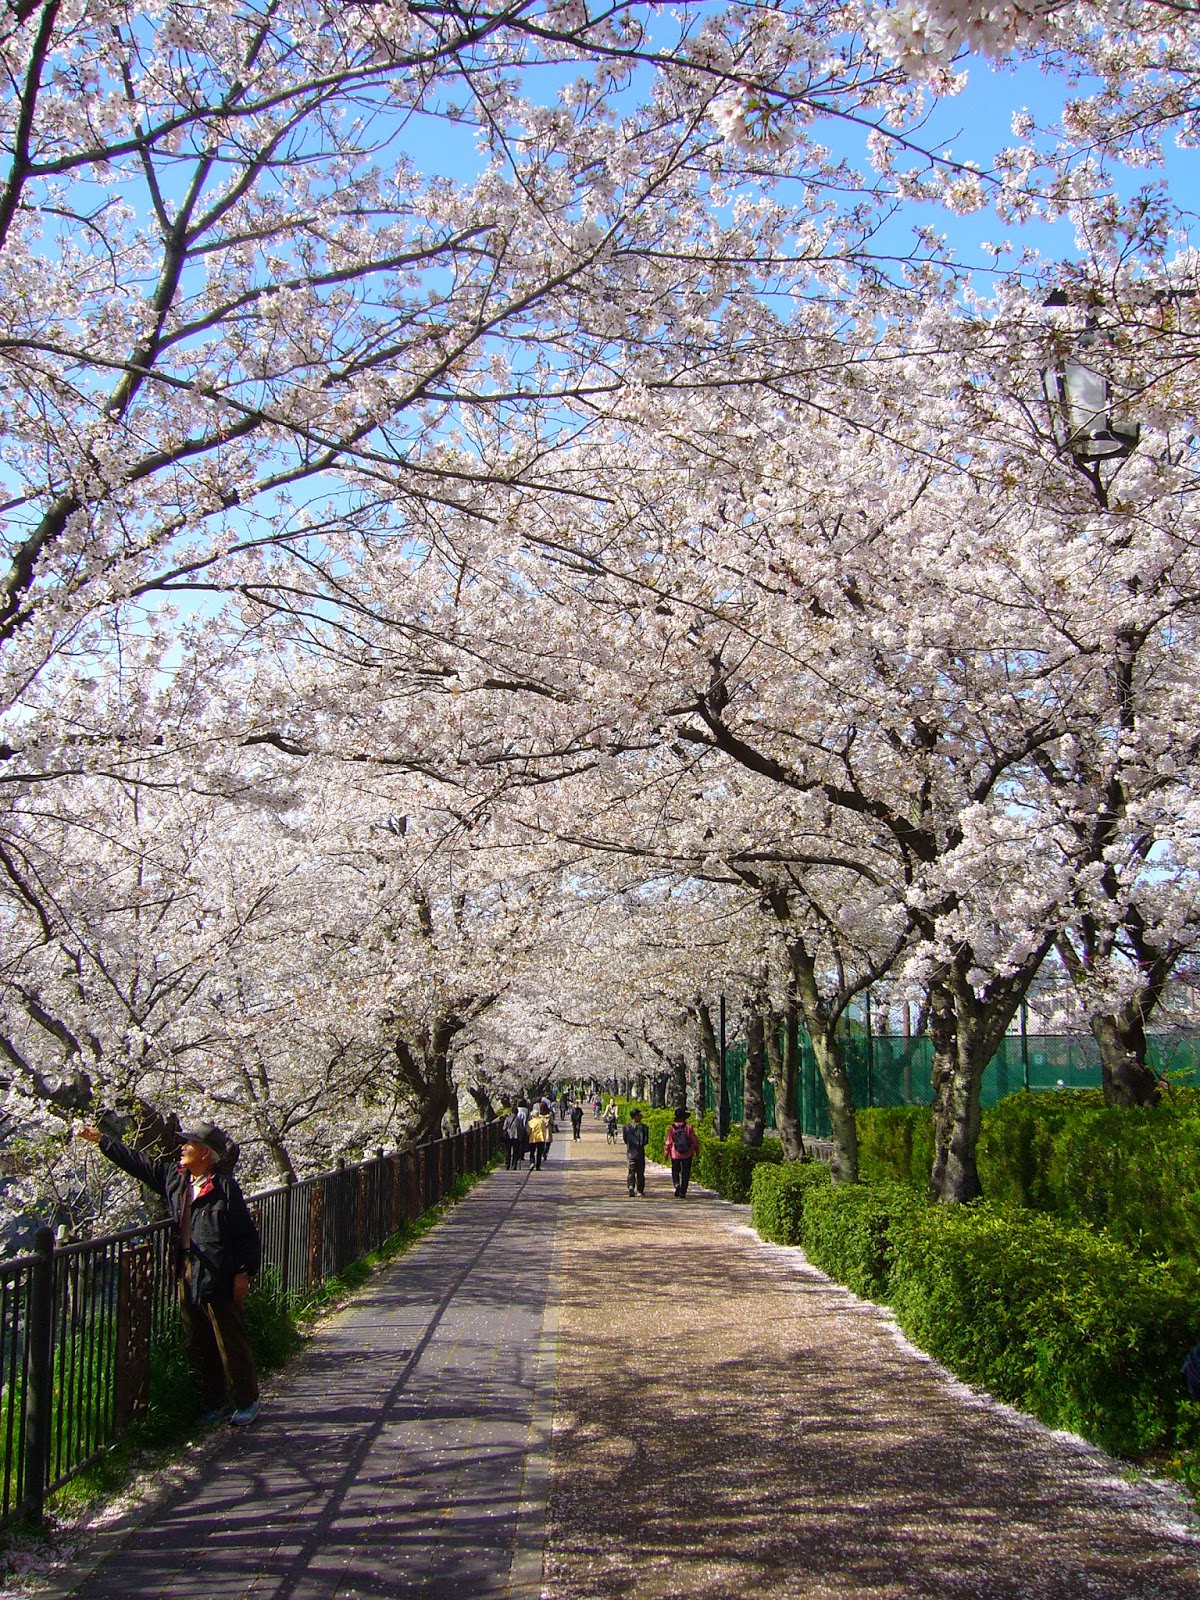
[717,1033,1200,1139]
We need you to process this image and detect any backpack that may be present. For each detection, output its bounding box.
[1181,1342,1200,1400]
[670,1124,693,1159]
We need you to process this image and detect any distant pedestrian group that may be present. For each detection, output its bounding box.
[502,1098,555,1172]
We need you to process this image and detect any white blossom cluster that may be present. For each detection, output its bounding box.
[867,0,1059,74]
[1,0,1200,1230]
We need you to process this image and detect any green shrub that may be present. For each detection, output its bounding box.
[750,1161,831,1243]
[244,1269,305,1370]
[1045,1104,1200,1261]
[857,1106,934,1187]
[975,1090,1102,1211]
[799,1180,924,1300]
[974,1092,1200,1262]
[694,1136,783,1201]
[888,1202,1200,1456]
[643,1108,674,1163]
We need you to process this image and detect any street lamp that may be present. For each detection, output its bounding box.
[1042,291,1139,463]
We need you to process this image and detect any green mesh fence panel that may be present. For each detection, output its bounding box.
[720,1032,1200,1139]
[725,1041,744,1124]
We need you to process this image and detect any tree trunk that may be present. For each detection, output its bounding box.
[468,1082,497,1122]
[410,1078,455,1145]
[1092,1010,1161,1107]
[668,1055,687,1110]
[787,939,857,1182]
[256,1124,297,1181]
[742,1008,766,1147]
[391,1008,469,1146]
[927,939,1056,1204]
[809,1027,858,1182]
[649,1072,668,1109]
[765,1002,805,1161]
[695,1002,725,1132]
[927,979,985,1204]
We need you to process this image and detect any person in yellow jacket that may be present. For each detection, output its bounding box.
[526,1106,551,1170]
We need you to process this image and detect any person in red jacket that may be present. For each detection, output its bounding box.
[665,1107,698,1198]
[79,1119,261,1426]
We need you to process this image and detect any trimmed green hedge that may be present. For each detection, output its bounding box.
[801,1180,924,1300]
[749,1160,1200,1460]
[695,1136,783,1201]
[978,1093,1200,1261]
[750,1164,919,1299]
[973,1090,1102,1212]
[750,1160,830,1242]
[857,1105,934,1188]
[858,1091,1200,1264]
[889,1204,1200,1456]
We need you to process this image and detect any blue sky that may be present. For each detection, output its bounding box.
[399,37,1199,294]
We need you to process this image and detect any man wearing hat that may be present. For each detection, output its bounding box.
[622,1107,650,1197]
[78,1118,261,1426]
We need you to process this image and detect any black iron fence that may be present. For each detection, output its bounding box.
[0,1122,500,1527]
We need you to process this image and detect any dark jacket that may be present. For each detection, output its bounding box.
[99,1135,260,1304]
[623,1121,649,1153]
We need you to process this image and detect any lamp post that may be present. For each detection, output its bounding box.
[1042,291,1139,465]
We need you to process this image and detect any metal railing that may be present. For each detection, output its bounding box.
[0,1122,500,1526]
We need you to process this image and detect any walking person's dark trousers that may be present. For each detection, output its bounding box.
[178,1285,259,1410]
[503,1135,518,1170]
[532,1142,546,1170]
[627,1150,645,1195]
[671,1156,693,1196]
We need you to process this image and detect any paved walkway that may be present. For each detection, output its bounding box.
[66,1154,563,1600]
[545,1129,1200,1599]
[54,1125,1200,1600]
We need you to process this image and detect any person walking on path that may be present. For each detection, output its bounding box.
[569,1103,584,1141]
[665,1106,698,1197]
[502,1106,525,1169]
[512,1100,531,1165]
[78,1118,261,1426]
[623,1107,649,1196]
[527,1104,551,1170]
